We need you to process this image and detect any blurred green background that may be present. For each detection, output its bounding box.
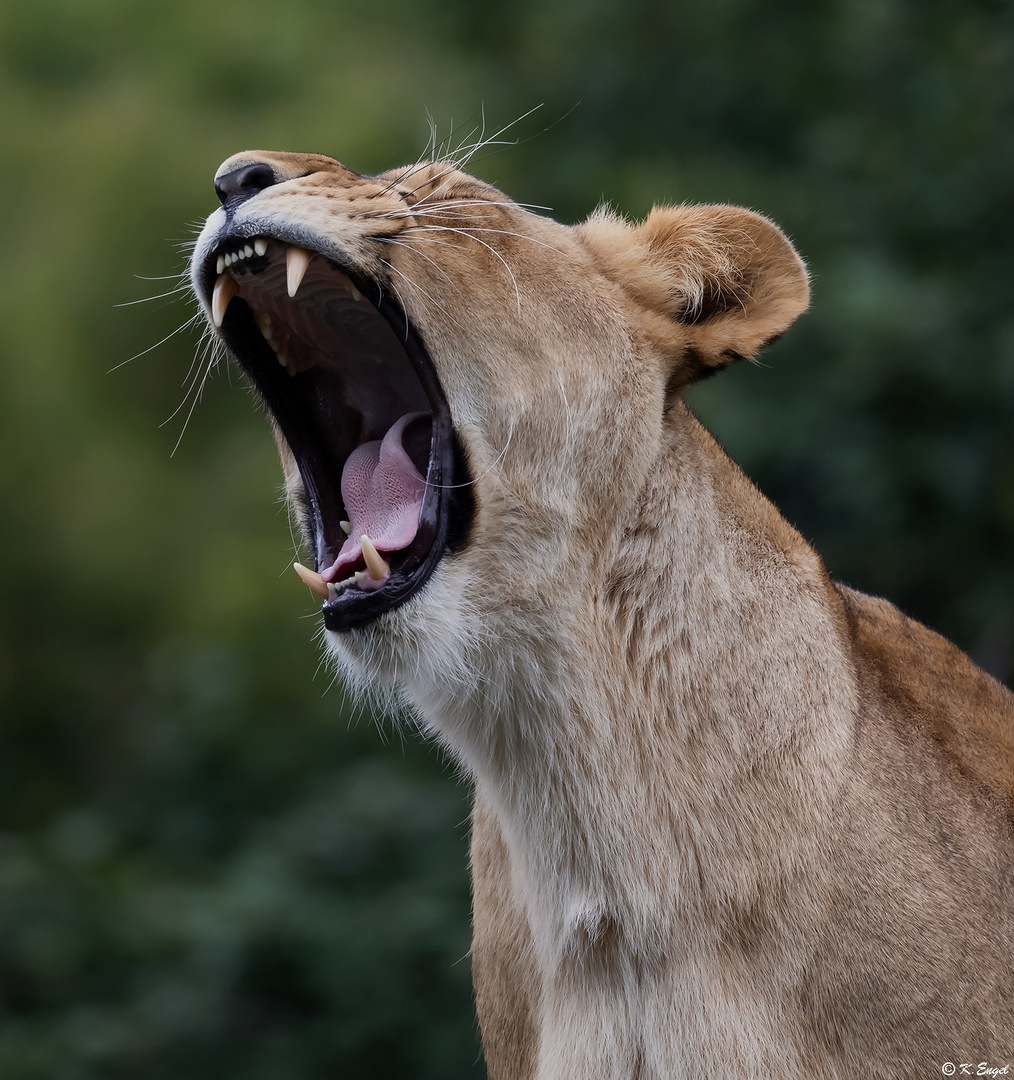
[1,0,1012,1076]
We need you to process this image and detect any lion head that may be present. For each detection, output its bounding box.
[191,151,808,690]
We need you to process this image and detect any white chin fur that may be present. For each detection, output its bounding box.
[322,558,488,744]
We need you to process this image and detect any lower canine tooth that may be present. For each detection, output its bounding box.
[212,273,239,328]
[286,245,312,298]
[293,562,329,600]
[360,535,391,581]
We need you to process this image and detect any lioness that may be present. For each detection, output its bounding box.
[191,150,1014,1078]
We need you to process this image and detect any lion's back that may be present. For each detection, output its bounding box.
[836,583,1014,817]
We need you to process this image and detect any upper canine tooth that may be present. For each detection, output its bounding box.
[254,238,268,257]
[360,535,390,582]
[286,245,312,298]
[212,273,240,328]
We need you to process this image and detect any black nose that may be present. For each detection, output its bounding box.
[214,162,278,208]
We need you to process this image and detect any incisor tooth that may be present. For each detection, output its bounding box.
[293,562,329,600]
[339,520,352,536]
[254,238,268,257]
[360,535,390,582]
[212,273,239,328]
[286,245,312,298]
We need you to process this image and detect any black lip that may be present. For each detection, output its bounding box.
[202,237,467,631]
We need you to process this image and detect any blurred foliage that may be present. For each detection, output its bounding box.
[0,0,1012,1076]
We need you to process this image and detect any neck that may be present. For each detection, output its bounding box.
[406,406,856,950]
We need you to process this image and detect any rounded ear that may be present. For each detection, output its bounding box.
[579,204,809,385]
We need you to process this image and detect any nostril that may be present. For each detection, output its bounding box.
[214,162,278,207]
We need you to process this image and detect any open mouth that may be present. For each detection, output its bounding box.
[198,234,471,631]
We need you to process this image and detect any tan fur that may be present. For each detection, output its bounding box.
[194,152,1014,1077]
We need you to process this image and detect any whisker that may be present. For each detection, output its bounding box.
[162,337,214,428]
[114,283,192,308]
[169,336,224,456]
[450,104,545,171]
[398,163,460,205]
[365,200,553,224]
[380,257,461,327]
[369,111,485,200]
[162,319,220,425]
[452,231,519,310]
[427,418,515,492]
[402,224,523,310]
[464,102,579,171]
[107,313,202,373]
[375,236,459,286]
[377,271,412,341]
[406,223,566,257]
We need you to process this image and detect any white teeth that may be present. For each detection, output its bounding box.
[256,310,273,341]
[339,520,352,536]
[360,535,390,582]
[317,539,390,601]
[335,274,363,303]
[217,240,268,273]
[293,562,329,600]
[212,273,239,328]
[275,335,294,373]
[326,571,360,596]
[254,313,293,373]
[286,245,312,298]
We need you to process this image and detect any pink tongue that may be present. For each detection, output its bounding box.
[321,412,429,582]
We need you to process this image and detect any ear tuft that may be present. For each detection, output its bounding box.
[580,203,809,384]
